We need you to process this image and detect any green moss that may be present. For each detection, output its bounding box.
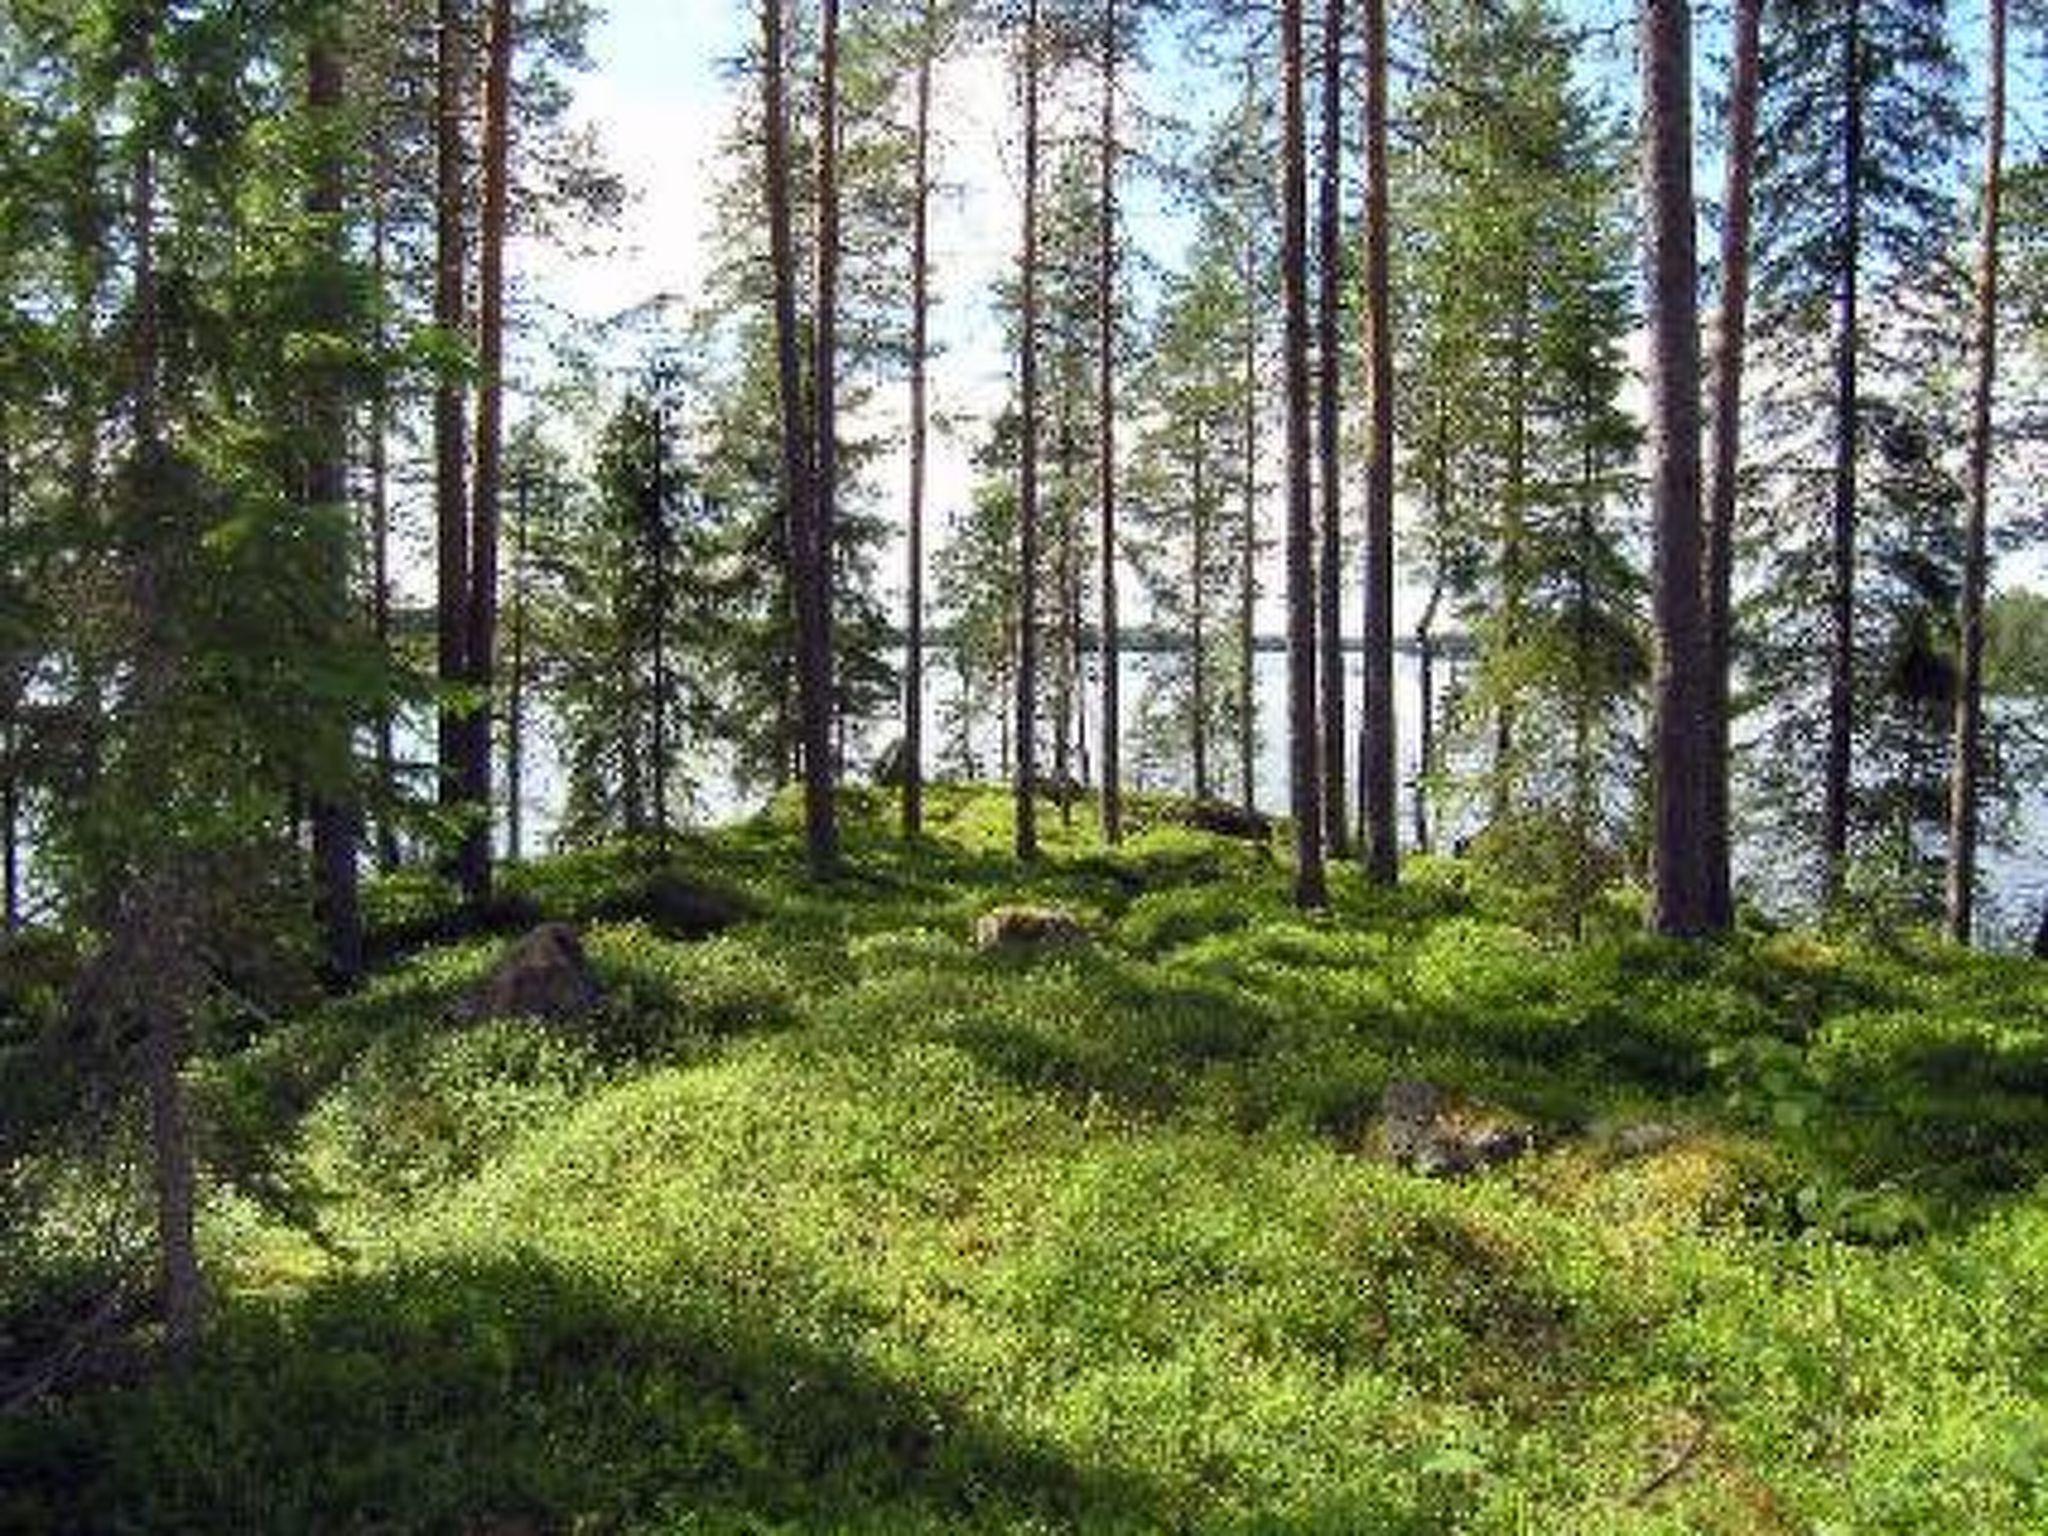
[11,787,2048,1532]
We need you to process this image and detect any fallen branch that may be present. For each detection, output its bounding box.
[1630,1415,1709,1505]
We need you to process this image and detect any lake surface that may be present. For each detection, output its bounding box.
[10,646,2043,948]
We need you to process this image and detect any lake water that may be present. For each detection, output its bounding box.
[11,645,2045,947]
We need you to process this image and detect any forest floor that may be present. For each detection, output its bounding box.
[6,786,2048,1532]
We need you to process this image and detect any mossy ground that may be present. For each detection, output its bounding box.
[7,786,2048,1532]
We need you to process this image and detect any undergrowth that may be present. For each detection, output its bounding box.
[5,784,2048,1532]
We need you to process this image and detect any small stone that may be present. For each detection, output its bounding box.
[974,905,1088,952]
[1612,1121,1683,1158]
[1379,1078,1446,1163]
[1378,1078,1535,1177]
[455,922,604,1023]
[1185,799,1274,843]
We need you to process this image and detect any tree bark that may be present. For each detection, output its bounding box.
[1239,107,1260,818]
[1283,0,1327,908]
[762,0,822,871]
[1644,0,1714,936]
[1946,0,2005,945]
[1098,0,1123,845]
[1359,0,1396,882]
[1496,290,1530,825]
[1823,0,1864,904]
[1415,577,1442,854]
[1192,422,1210,801]
[127,13,205,1358]
[507,464,528,862]
[800,0,843,879]
[434,0,472,872]
[368,128,400,874]
[1015,0,1042,861]
[648,400,671,852]
[1,415,16,932]
[461,0,513,903]
[307,35,363,984]
[904,0,934,840]
[1702,0,1759,933]
[1316,0,1348,858]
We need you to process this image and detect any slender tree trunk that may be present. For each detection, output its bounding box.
[1823,0,1864,904]
[1016,0,1042,860]
[1947,0,2005,945]
[1360,0,1396,882]
[461,0,513,902]
[801,0,843,878]
[1283,0,1326,908]
[507,467,527,863]
[763,0,820,861]
[307,36,363,984]
[1415,577,1442,854]
[1192,423,1210,801]
[368,136,400,874]
[1496,292,1530,825]
[1703,0,1759,933]
[648,399,672,850]
[1644,0,1714,936]
[2,757,15,932]
[1572,471,1596,937]
[434,0,472,869]
[1098,0,1123,845]
[1,417,16,933]
[128,15,204,1357]
[1055,411,1076,821]
[1315,0,1348,858]
[1239,145,1260,817]
[904,3,934,839]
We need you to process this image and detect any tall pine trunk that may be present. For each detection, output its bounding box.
[1702,0,1759,933]
[1359,0,1396,881]
[507,467,528,862]
[1823,0,1864,904]
[368,130,400,873]
[1947,0,2006,944]
[650,404,675,850]
[1192,423,1210,800]
[434,0,472,876]
[903,2,934,840]
[1644,0,1714,936]
[1098,0,1123,844]
[128,13,204,1357]
[1239,120,1260,818]
[1015,0,1042,861]
[1283,0,1327,908]
[801,0,843,879]
[1315,0,1348,857]
[307,35,363,983]
[462,0,514,903]
[1,417,16,932]
[1496,291,1530,825]
[762,0,821,873]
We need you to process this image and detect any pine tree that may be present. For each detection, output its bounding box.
[1946,0,2008,944]
[1282,0,1327,908]
[1358,0,1396,881]
[1748,0,1965,907]
[1644,0,1714,936]
[1702,0,1761,931]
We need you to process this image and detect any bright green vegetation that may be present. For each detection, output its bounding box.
[8,788,2048,1532]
